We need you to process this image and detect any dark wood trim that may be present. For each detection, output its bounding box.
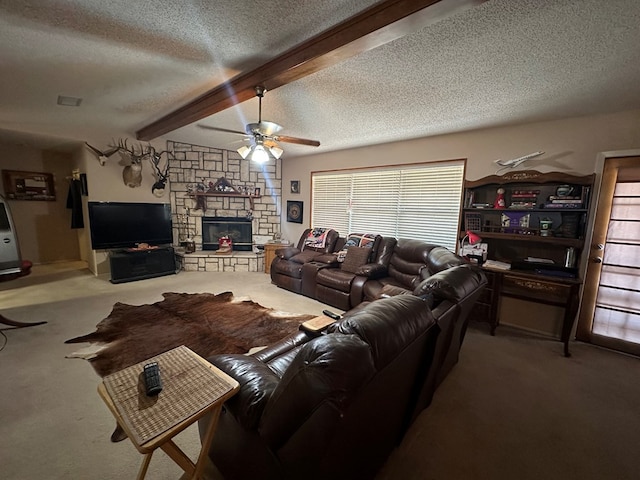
[136,0,485,141]
[465,170,596,188]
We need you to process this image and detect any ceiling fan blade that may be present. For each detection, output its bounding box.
[274,135,320,147]
[197,124,247,136]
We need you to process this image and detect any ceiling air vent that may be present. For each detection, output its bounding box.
[57,95,82,107]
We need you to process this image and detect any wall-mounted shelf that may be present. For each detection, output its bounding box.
[189,192,261,211]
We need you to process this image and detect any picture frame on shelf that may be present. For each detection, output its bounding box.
[287,200,303,223]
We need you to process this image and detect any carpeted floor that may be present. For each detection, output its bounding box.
[1,262,639,480]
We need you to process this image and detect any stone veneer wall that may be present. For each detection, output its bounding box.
[167,140,282,251]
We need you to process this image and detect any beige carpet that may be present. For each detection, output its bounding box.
[1,262,639,480]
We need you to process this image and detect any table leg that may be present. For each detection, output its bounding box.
[160,439,195,476]
[193,404,223,479]
[137,452,153,480]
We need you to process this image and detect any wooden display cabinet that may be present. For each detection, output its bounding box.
[462,170,594,265]
[461,170,595,356]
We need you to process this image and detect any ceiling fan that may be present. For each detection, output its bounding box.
[198,86,320,163]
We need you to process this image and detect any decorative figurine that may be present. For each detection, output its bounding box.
[494,188,506,209]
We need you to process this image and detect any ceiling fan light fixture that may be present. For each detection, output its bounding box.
[237,145,251,159]
[269,146,283,159]
[250,144,269,164]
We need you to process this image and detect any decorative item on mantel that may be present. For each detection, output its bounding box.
[188,177,260,212]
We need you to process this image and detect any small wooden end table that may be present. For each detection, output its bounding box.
[98,345,239,480]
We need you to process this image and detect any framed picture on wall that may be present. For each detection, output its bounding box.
[287,200,303,223]
[1,169,56,201]
[290,180,300,194]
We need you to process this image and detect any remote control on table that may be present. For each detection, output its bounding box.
[143,362,163,396]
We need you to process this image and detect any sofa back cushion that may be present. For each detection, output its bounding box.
[413,264,486,306]
[425,246,464,276]
[330,295,436,370]
[386,239,438,289]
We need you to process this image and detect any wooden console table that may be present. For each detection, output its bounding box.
[475,268,581,357]
[98,345,239,479]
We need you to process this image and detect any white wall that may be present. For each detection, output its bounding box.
[280,109,640,243]
[0,142,81,264]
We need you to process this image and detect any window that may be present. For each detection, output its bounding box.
[311,161,465,250]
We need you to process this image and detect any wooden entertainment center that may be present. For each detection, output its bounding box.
[109,247,176,284]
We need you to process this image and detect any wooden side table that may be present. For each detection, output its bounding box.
[98,345,239,480]
[263,242,290,274]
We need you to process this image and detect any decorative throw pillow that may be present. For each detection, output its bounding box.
[344,233,377,249]
[341,246,371,273]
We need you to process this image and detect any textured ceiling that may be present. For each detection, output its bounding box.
[1,0,639,158]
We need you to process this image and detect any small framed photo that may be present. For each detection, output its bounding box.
[287,200,303,223]
[254,187,261,196]
[290,180,300,194]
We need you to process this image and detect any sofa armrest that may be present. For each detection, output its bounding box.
[355,263,387,278]
[276,247,300,259]
[208,354,281,430]
[259,335,375,449]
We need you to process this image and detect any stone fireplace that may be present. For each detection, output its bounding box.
[202,217,253,251]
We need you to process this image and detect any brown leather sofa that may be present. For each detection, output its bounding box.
[270,228,341,294]
[199,266,486,480]
[273,234,466,312]
[199,295,442,480]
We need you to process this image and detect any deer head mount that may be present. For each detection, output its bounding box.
[85,139,173,194]
[148,146,172,197]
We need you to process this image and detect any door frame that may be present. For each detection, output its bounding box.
[576,149,640,353]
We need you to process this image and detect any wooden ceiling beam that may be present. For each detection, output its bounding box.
[136,0,485,141]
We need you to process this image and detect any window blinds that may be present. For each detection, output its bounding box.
[311,162,464,251]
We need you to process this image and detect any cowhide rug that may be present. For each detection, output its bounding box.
[65,291,314,378]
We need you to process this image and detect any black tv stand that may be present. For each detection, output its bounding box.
[109,246,176,284]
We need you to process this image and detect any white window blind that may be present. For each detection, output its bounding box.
[311,162,464,251]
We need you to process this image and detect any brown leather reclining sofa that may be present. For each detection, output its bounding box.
[271,230,468,312]
[198,275,485,480]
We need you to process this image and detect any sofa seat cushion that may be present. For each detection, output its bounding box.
[316,268,357,293]
[363,277,410,300]
[271,258,304,278]
[290,250,323,264]
[380,284,414,297]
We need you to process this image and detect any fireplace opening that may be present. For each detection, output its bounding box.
[202,217,252,251]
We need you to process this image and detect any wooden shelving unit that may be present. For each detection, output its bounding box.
[460,170,596,356]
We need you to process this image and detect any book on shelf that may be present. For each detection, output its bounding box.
[543,202,583,209]
[483,259,511,270]
[550,199,583,204]
[548,195,581,200]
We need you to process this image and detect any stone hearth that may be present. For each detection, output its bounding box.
[176,250,265,273]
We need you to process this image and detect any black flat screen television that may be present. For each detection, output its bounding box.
[88,202,172,250]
